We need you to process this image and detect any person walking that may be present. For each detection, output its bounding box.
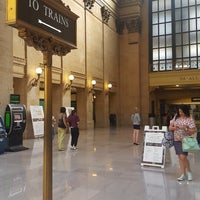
[67,110,80,150]
[131,107,141,145]
[169,104,196,181]
[57,107,68,151]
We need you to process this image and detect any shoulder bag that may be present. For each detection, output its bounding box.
[182,136,200,152]
[58,115,66,128]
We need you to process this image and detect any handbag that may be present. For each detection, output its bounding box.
[58,118,66,128]
[162,131,174,148]
[197,132,200,144]
[182,137,200,152]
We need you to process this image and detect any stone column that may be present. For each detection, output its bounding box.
[76,88,87,129]
[0,1,13,115]
[95,92,109,128]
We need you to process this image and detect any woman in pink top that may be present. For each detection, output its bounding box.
[169,105,196,181]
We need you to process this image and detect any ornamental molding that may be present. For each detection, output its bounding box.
[116,16,141,34]
[83,0,95,10]
[13,56,26,66]
[101,6,111,23]
[119,0,144,7]
[13,56,26,78]
[18,28,71,56]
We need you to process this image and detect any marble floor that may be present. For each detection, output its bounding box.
[0,127,200,200]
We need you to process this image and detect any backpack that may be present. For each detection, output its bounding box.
[58,115,66,128]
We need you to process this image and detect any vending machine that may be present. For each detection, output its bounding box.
[4,104,28,151]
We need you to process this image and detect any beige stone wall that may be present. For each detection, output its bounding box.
[0,0,13,116]
[62,1,86,75]
[61,0,120,129]
[104,27,119,82]
[118,32,141,126]
[13,0,119,134]
[86,16,103,79]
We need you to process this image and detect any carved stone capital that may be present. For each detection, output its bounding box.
[83,0,95,10]
[116,17,141,34]
[101,6,111,23]
[126,17,141,33]
[18,28,71,56]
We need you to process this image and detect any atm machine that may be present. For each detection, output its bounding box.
[4,104,28,152]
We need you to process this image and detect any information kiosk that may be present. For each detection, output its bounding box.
[0,115,7,154]
[4,104,28,151]
[141,126,167,168]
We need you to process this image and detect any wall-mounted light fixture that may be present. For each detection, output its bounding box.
[31,67,42,87]
[106,83,112,95]
[65,74,75,90]
[89,79,96,94]
[108,83,112,89]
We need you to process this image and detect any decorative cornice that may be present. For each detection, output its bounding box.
[13,56,26,78]
[18,28,71,56]
[116,16,141,34]
[101,6,111,23]
[13,56,26,66]
[119,0,144,7]
[70,71,86,88]
[52,0,71,11]
[126,16,141,33]
[91,77,104,91]
[83,0,95,10]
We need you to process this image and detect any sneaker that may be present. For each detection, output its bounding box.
[58,149,64,151]
[70,146,74,150]
[187,172,193,181]
[177,174,186,181]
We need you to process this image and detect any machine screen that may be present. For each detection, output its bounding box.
[14,113,23,122]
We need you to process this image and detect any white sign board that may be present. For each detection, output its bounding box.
[141,126,167,168]
[30,106,44,138]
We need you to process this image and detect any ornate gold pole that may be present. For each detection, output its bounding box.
[43,50,52,200]
[16,4,76,197]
